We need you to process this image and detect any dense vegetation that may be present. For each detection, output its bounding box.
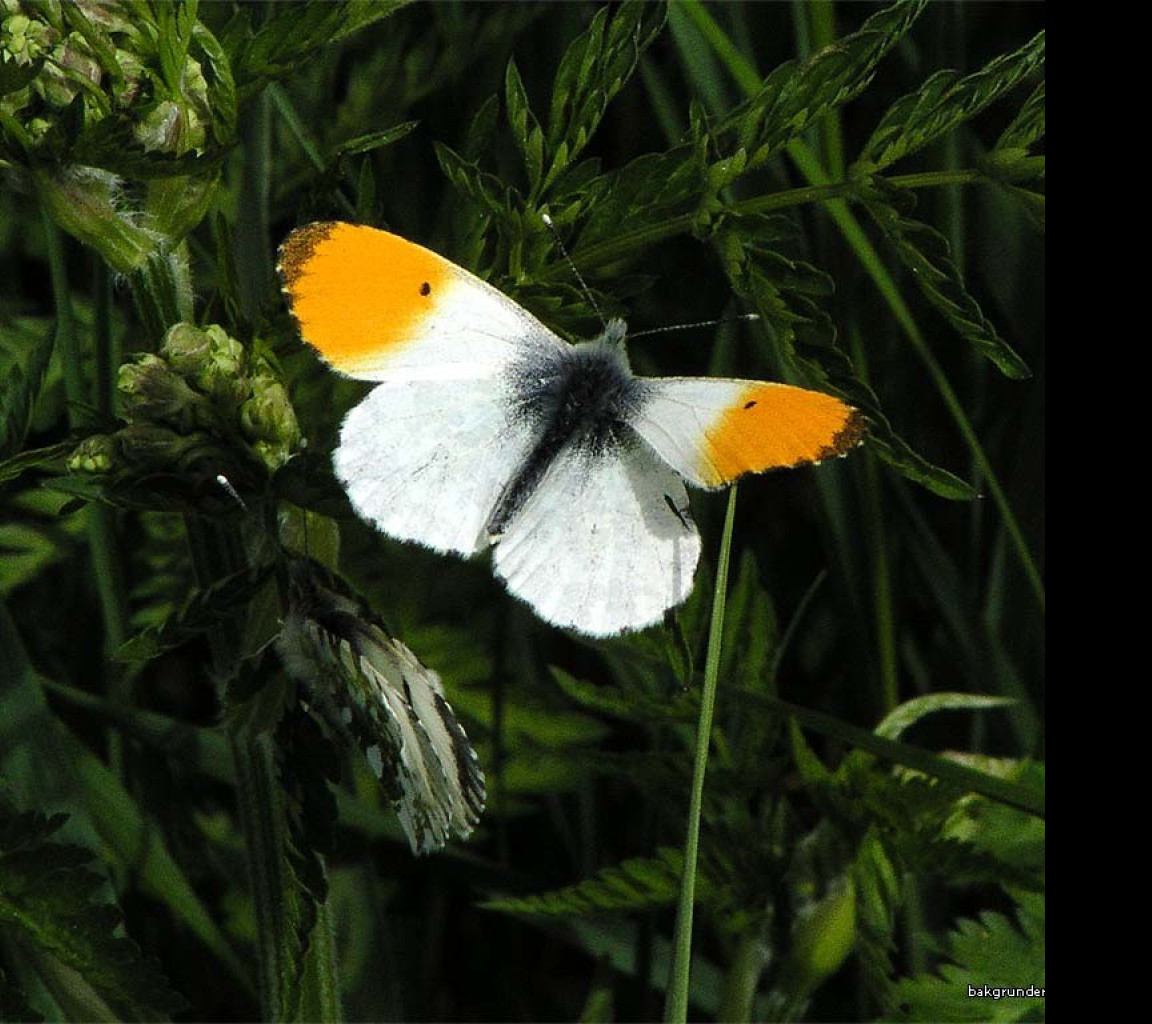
[0,2,1044,1021]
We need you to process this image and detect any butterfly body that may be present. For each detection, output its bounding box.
[280,221,863,636]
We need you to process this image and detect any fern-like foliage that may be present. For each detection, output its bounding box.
[483,848,688,917]
[0,796,184,1022]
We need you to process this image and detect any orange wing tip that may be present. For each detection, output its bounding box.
[702,384,866,486]
[278,222,452,377]
[277,221,340,289]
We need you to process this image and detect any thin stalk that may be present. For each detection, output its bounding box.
[42,212,131,775]
[565,171,983,276]
[665,485,739,1024]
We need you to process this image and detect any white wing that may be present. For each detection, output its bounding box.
[633,377,865,489]
[335,376,540,555]
[492,439,701,636]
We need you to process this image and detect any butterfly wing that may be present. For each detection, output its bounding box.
[632,377,865,489]
[492,438,702,636]
[279,221,565,382]
[280,222,567,554]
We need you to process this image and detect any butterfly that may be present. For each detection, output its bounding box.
[276,559,485,854]
[278,221,864,637]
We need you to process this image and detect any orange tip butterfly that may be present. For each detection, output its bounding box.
[278,222,864,637]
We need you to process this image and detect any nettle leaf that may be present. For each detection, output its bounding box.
[858,30,1045,172]
[0,321,55,460]
[863,181,1031,379]
[996,80,1045,153]
[718,0,927,172]
[852,829,902,1006]
[274,705,340,1015]
[482,847,687,917]
[889,891,1045,1022]
[114,563,276,662]
[545,0,666,187]
[0,797,184,1022]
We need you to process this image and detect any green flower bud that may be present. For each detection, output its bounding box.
[118,353,208,433]
[240,362,301,471]
[67,433,117,474]
[114,422,207,471]
[161,322,249,409]
[133,55,210,156]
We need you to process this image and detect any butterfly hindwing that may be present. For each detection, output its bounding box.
[335,376,541,555]
[492,437,702,636]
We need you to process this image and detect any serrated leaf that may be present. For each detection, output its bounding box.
[545,0,666,177]
[889,892,1045,1022]
[859,31,1045,172]
[434,141,511,219]
[863,183,1031,379]
[551,667,697,726]
[114,564,275,662]
[0,796,185,1022]
[482,848,686,917]
[0,321,55,460]
[718,0,927,172]
[996,80,1045,152]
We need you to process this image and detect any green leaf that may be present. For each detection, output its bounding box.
[545,0,666,184]
[889,892,1045,1021]
[0,321,55,460]
[863,182,1031,379]
[996,80,1045,152]
[713,0,928,171]
[858,31,1045,172]
[482,848,686,917]
[335,120,419,157]
[875,692,1016,741]
[505,59,543,193]
[114,563,275,661]
[434,141,512,220]
[0,795,185,1022]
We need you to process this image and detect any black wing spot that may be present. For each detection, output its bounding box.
[744,400,758,409]
[420,281,431,296]
[664,494,691,530]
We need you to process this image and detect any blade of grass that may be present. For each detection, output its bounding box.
[664,484,738,1024]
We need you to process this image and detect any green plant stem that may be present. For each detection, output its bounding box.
[42,211,132,777]
[567,170,982,275]
[665,485,738,1024]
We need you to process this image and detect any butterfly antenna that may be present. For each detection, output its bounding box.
[542,213,607,330]
[215,473,249,512]
[629,313,761,339]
